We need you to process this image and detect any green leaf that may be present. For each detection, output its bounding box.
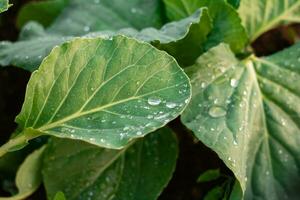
[42,128,178,200]
[226,0,240,9]
[0,9,211,71]
[47,0,164,36]
[181,43,300,199]
[239,0,300,42]
[163,0,248,53]
[0,146,45,200]
[197,169,221,183]
[1,36,190,153]
[0,0,10,13]
[204,186,224,200]
[53,192,66,200]
[16,0,68,28]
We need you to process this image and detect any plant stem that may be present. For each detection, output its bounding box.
[0,129,39,157]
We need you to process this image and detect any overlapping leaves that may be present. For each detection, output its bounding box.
[182,43,300,199]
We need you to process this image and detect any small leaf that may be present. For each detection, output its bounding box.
[197,169,221,183]
[0,146,45,200]
[204,186,224,200]
[0,9,211,71]
[16,0,68,28]
[53,192,66,200]
[226,0,240,9]
[239,0,300,42]
[182,43,300,199]
[163,0,248,53]
[0,0,10,13]
[42,128,178,200]
[10,36,190,150]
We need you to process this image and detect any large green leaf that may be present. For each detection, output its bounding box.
[0,146,45,200]
[0,36,190,156]
[0,0,10,13]
[182,43,300,199]
[163,0,248,53]
[0,9,211,71]
[42,128,178,200]
[16,0,68,28]
[239,0,300,42]
[47,0,164,36]
[227,0,240,8]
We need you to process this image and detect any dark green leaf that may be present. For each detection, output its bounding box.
[226,0,240,8]
[47,0,164,36]
[182,43,300,199]
[204,186,224,200]
[43,128,178,200]
[197,169,221,183]
[0,146,45,200]
[163,0,248,53]
[0,36,190,154]
[239,0,300,42]
[16,0,68,28]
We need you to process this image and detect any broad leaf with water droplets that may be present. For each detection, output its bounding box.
[42,128,178,200]
[182,43,300,199]
[13,36,190,150]
[239,0,300,42]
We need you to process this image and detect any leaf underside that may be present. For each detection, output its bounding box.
[42,128,178,200]
[16,36,190,149]
[182,43,300,199]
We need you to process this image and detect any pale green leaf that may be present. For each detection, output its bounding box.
[16,0,68,28]
[0,0,10,13]
[10,36,190,151]
[0,146,45,200]
[0,9,211,71]
[239,0,300,42]
[163,0,248,52]
[182,43,300,199]
[42,128,178,200]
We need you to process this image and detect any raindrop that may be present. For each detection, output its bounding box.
[230,78,239,88]
[84,26,90,32]
[201,82,206,88]
[166,102,177,108]
[208,106,227,118]
[147,97,161,106]
[131,8,137,13]
[136,131,142,135]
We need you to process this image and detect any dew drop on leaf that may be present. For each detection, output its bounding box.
[208,106,227,118]
[166,102,177,109]
[230,78,239,88]
[147,97,161,106]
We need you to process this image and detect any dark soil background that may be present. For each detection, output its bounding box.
[0,1,300,199]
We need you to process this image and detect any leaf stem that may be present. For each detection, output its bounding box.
[0,129,40,157]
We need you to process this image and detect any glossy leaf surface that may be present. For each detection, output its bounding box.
[182,43,300,199]
[15,36,190,149]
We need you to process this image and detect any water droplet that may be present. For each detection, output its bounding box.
[94,0,100,3]
[136,131,142,135]
[166,102,177,108]
[208,106,226,118]
[147,97,161,106]
[131,8,137,13]
[266,171,270,175]
[230,78,239,88]
[84,26,90,32]
[184,99,189,104]
[201,82,206,88]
